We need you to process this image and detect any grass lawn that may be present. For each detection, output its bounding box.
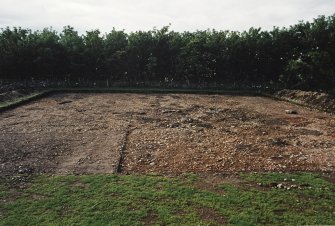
[0,172,334,225]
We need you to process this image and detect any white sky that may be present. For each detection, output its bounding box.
[0,0,334,34]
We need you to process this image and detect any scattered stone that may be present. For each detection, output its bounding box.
[271,138,289,147]
[58,100,72,105]
[169,122,181,128]
[18,166,33,174]
[1,92,334,176]
[291,184,298,189]
[275,89,335,113]
[196,122,213,129]
[181,117,194,123]
[285,109,298,114]
[277,183,283,189]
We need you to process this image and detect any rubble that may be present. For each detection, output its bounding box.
[0,93,334,176]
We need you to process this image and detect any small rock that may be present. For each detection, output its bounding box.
[18,166,33,174]
[285,109,298,114]
[196,128,204,132]
[170,122,180,128]
[181,117,194,123]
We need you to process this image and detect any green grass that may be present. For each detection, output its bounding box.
[0,92,45,110]
[1,173,334,226]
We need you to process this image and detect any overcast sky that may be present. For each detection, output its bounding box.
[0,0,334,34]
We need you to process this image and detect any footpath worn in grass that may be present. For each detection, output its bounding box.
[0,173,334,225]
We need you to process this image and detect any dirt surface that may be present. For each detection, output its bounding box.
[0,93,334,177]
[274,89,335,113]
[0,82,43,103]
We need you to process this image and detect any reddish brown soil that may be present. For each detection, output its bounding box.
[274,89,335,113]
[0,93,334,177]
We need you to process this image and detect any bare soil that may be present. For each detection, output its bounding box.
[0,93,334,177]
[274,89,335,113]
[0,82,41,103]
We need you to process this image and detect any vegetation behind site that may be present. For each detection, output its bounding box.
[0,15,334,91]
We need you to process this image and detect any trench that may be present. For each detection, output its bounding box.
[116,125,133,173]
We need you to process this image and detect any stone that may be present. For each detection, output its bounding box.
[285,109,298,114]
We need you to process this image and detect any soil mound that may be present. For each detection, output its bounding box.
[275,89,335,113]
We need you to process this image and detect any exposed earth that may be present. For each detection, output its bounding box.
[0,82,44,103]
[274,89,335,113]
[0,93,334,177]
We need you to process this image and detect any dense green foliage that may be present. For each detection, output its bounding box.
[1,173,334,225]
[1,15,335,91]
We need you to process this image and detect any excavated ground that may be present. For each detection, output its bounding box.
[0,93,334,177]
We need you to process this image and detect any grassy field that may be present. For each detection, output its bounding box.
[1,172,334,225]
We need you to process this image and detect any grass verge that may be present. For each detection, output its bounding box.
[0,92,47,112]
[0,172,334,225]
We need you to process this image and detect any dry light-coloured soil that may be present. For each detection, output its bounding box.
[0,93,334,176]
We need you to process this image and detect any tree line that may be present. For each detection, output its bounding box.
[0,15,334,91]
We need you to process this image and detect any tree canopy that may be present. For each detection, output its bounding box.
[0,15,334,91]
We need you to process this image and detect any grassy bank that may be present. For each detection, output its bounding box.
[1,172,334,225]
[0,92,47,112]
